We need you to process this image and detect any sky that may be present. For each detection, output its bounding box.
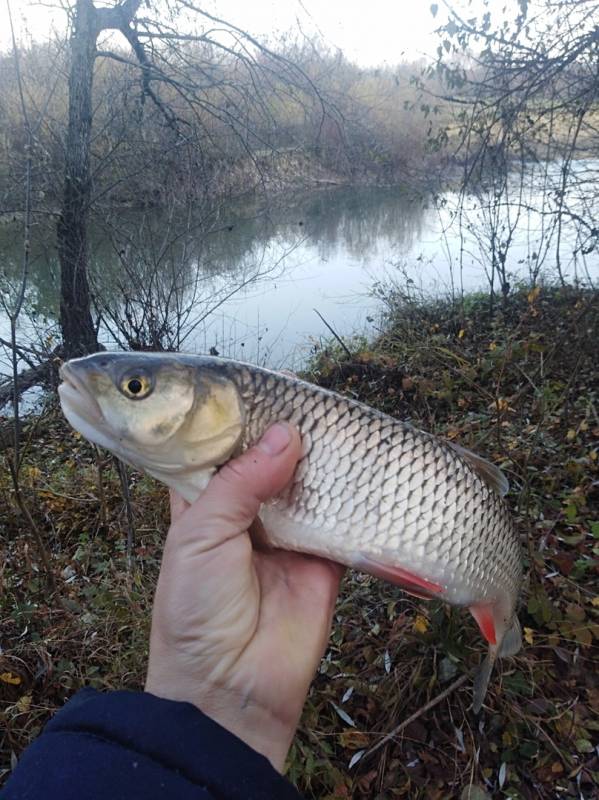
[0,0,453,65]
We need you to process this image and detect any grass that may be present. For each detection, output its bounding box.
[1,285,598,798]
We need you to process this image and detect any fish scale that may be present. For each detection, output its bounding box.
[227,362,521,611]
[58,352,523,710]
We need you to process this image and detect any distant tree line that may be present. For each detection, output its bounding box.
[0,37,446,217]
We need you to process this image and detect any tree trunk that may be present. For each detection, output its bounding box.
[57,0,99,358]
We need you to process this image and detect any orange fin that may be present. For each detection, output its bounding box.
[355,554,443,598]
[469,603,497,645]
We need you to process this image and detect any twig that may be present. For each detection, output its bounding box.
[6,458,56,593]
[313,308,352,359]
[95,446,108,530]
[360,673,469,763]
[6,0,33,470]
[116,459,135,572]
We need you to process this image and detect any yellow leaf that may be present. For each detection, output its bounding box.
[566,429,576,441]
[413,615,429,634]
[527,286,541,304]
[0,672,21,686]
[15,695,32,714]
[458,328,465,339]
[489,342,497,351]
[339,730,370,749]
[591,597,599,607]
[523,627,534,645]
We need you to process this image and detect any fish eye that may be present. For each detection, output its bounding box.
[120,374,152,399]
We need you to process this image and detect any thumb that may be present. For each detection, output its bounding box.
[170,422,302,551]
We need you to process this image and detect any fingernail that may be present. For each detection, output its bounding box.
[258,422,292,456]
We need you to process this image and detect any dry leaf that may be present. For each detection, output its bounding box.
[523,627,534,645]
[413,615,429,634]
[0,672,21,686]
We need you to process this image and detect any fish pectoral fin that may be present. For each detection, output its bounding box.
[499,616,522,657]
[354,554,443,599]
[447,441,509,497]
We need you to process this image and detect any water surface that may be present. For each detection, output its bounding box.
[1,173,597,377]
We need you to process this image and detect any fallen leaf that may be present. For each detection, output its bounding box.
[523,627,534,645]
[339,730,370,749]
[527,286,541,303]
[15,695,31,713]
[460,786,491,800]
[349,750,365,769]
[413,615,429,634]
[331,703,355,727]
[0,672,21,686]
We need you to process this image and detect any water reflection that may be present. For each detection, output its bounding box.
[1,179,596,371]
[0,186,428,366]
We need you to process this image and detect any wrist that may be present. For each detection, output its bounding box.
[144,676,298,772]
[198,689,297,772]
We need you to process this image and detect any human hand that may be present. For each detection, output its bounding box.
[145,422,344,771]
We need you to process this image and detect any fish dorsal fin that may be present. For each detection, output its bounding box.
[448,442,509,497]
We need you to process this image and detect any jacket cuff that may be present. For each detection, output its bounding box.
[45,688,302,799]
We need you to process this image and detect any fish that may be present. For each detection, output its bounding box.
[58,351,523,712]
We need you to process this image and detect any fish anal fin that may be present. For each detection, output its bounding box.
[469,603,497,645]
[472,651,496,713]
[448,442,509,497]
[355,554,443,599]
[499,616,522,657]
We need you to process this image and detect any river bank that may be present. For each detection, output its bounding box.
[1,285,598,798]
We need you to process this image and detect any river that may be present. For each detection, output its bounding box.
[1,173,597,384]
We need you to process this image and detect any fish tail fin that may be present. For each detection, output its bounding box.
[471,617,521,713]
[472,647,497,714]
[499,616,522,657]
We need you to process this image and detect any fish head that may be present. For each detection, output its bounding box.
[58,352,244,493]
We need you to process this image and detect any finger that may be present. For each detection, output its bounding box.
[169,489,190,523]
[171,422,302,551]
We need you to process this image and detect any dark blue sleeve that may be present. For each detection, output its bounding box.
[1,688,303,800]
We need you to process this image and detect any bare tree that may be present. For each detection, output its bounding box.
[1,1,56,590]
[430,0,599,300]
[55,0,332,357]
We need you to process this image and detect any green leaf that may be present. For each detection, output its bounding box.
[564,505,578,522]
[460,787,491,800]
[576,739,594,754]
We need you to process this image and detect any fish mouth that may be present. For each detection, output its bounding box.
[58,362,104,426]
[58,361,120,456]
